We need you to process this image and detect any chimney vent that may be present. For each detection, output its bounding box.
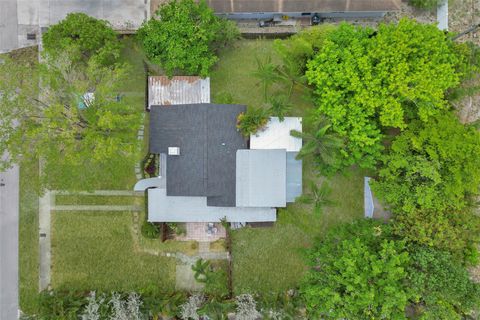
[168,147,180,155]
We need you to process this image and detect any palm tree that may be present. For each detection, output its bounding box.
[267,95,292,122]
[297,180,335,216]
[290,115,344,175]
[275,60,309,98]
[251,55,282,101]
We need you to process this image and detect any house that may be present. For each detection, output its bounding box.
[201,0,400,20]
[134,76,302,224]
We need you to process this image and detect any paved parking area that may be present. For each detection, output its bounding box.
[0,0,19,53]
[2,0,149,52]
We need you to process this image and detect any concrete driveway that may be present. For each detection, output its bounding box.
[19,0,148,30]
[0,0,19,53]
[0,162,19,320]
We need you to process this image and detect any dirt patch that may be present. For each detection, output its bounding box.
[449,0,480,44]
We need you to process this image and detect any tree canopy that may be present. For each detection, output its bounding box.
[301,219,480,319]
[306,19,465,168]
[42,13,121,66]
[137,0,239,77]
[301,220,413,319]
[371,113,480,214]
[0,53,142,191]
[407,245,480,319]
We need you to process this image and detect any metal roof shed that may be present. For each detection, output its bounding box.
[148,76,210,109]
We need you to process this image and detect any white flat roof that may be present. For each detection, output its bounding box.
[250,117,302,152]
[147,188,277,223]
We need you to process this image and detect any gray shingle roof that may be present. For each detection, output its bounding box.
[149,104,247,207]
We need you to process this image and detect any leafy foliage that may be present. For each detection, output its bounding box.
[301,219,413,319]
[306,19,464,168]
[0,53,142,191]
[290,115,344,175]
[192,259,229,299]
[372,113,480,214]
[409,0,442,9]
[296,181,335,216]
[392,208,480,261]
[137,0,238,77]
[140,221,160,239]
[251,55,283,101]
[266,95,292,121]
[273,24,336,85]
[42,13,121,66]
[407,246,480,319]
[236,107,270,137]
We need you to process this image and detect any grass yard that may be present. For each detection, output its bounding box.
[211,39,312,115]
[232,167,366,295]
[19,160,40,314]
[51,211,176,293]
[211,39,368,295]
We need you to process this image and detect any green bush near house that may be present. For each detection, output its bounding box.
[138,0,239,77]
[42,13,121,66]
[141,221,160,239]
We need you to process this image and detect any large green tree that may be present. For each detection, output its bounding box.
[137,0,239,77]
[42,13,121,66]
[301,220,413,319]
[0,53,142,191]
[306,19,465,168]
[408,246,480,319]
[371,112,480,214]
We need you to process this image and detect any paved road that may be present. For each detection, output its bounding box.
[0,162,19,320]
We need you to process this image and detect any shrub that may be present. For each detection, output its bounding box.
[409,0,441,9]
[236,107,270,137]
[301,219,413,319]
[141,221,160,239]
[192,259,229,299]
[372,113,480,214]
[42,13,121,66]
[137,0,238,77]
[407,245,480,318]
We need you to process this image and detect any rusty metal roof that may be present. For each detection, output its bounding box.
[148,76,210,108]
[205,0,400,13]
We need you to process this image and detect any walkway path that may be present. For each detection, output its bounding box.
[38,191,52,291]
[52,205,141,211]
[0,163,20,320]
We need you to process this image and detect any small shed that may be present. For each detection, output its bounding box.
[148,76,210,109]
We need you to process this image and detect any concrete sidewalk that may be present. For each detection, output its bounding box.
[0,164,19,320]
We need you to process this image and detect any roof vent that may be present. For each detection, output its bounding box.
[168,147,180,156]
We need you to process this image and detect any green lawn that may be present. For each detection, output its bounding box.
[211,39,367,295]
[51,211,176,292]
[55,195,139,205]
[211,39,312,115]
[232,167,367,295]
[19,160,40,314]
